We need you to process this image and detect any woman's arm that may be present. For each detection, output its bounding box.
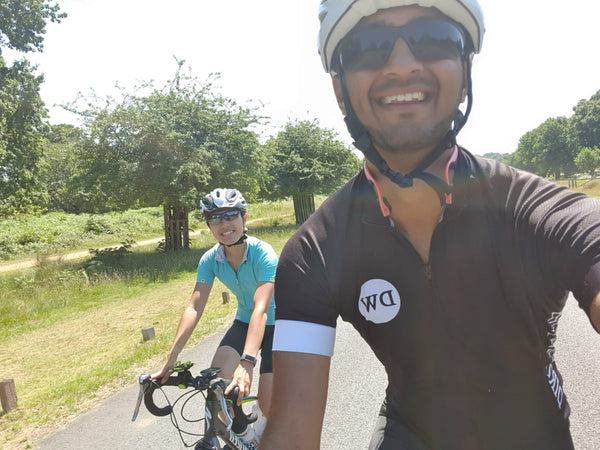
[225,280,273,402]
[153,282,212,382]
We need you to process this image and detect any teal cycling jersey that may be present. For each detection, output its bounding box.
[197,236,277,325]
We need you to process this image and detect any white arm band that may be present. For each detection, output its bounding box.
[273,320,336,357]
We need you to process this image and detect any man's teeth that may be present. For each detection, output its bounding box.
[383,92,425,104]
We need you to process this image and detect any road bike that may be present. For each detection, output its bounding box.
[132,361,261,449]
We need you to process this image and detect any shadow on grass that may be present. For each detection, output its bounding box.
[79,243,212,283]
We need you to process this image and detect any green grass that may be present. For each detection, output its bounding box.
[554,178,600,198]
[0,202,301,449]
[0,207,168,262]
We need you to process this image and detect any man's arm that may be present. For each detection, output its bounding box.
[591,291,600,332]
[259,351,331,450]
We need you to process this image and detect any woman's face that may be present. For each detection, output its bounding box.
[207,209,246,245]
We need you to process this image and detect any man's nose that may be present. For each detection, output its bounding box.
[382,38,424,76]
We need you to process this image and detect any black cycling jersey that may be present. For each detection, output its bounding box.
[273,147,600,450]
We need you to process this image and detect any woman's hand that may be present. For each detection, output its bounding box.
[150,361,175,384]
[225,360,254,405]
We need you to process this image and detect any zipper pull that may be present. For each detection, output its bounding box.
[424,263,432,280]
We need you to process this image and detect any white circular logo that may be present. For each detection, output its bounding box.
[358,279,401,324]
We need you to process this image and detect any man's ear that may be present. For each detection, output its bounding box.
[332,76,347,115]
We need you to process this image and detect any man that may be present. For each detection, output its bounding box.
[261,0,600,449]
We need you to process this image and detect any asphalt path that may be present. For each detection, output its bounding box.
[36,295,600,449]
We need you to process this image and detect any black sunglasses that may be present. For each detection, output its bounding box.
[206,210,241,226]
[337,18,467,73]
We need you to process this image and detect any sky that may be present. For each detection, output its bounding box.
[5,0,600,155]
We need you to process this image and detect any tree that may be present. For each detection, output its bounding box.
[571,90,600,150]
[482,152,512,165]
[574,147,600,178]
[0,0,65,54]
[265,119,362,223]
[69,66,267,250]
[512,117,576,179]
[39,124,88,212]
[0,57,49,215]
[0,0,66,216]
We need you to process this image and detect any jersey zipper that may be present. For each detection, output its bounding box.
[424,263,432,280]
[389,224,436,281]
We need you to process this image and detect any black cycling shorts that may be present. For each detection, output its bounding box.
[218,319,274,374]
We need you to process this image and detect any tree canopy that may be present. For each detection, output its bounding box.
[510,89,600,179]
[0,0,65,216]
[574,147,600,178]
[571,91,600,150]
[63,66,267,213]
[0,58,48,214]
[0,0,65,54]
[512,117,577,179]
[265,119,361,222]
[266,119,361,197]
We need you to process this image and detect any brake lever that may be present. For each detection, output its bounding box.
[132,373,152,422]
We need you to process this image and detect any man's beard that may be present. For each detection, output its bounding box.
[365,116,453,156]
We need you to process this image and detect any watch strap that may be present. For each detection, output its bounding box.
[240,353,257,366]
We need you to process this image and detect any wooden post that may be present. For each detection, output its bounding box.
[0,379,17,412]
[141,327,155,342]
[222,291,230,304]
[183,207,190,249]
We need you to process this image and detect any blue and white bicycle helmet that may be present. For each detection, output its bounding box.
[200,188,248,218]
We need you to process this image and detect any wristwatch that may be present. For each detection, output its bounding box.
[240,353,257,366]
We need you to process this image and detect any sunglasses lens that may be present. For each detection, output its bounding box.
[207,210,240,226]
[407,20,464,62]
[341,28,395,72]
[339,19,464,72]
[207,216,221,226]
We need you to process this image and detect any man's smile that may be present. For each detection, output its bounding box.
[382,91,426,104]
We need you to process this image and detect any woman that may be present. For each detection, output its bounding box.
[152,188,277,428]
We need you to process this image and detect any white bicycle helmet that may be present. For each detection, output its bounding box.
[318,0,485,74]
[200,188,248,217]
